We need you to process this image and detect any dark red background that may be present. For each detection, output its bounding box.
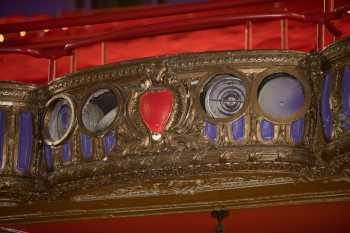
[0,0,349,84]
[3,202,350,233]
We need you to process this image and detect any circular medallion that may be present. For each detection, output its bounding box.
[81,89,118,133]
[43,94,75,146]
[258,73,305,121]
[201,74,246,120]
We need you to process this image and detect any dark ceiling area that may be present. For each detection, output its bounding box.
[0,0,207,17]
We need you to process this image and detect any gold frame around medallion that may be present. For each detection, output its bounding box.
[77,84,124,137]
[252,66,312,124]
[42,93,76,146]
[195,66,251,124]
[125,70,187,144]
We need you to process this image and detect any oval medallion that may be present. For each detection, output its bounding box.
[140,89,173,133]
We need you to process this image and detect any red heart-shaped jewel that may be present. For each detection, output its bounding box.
[140,89,173,133]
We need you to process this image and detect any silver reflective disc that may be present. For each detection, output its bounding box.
[82,89,118,133]
[203,74,246,119]
[48,99,72,141]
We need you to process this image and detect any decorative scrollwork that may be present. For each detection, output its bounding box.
[1,41,350,224]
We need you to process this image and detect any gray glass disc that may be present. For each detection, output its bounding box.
[203,74,246,119]
[82,89,118,133]
[258,74,305,119]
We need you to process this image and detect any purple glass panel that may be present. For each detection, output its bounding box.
[62,142,71,161]
[342,65,350,129]
[205,121,216,141]
[258,74,304,118]
[103,132,116,154]
[44,144,53,171]
[81,133,93,159]
[61,105,71,161]
[231,116,245,140]
[0,111,4,166]
[260,119,274,140]
[291,118,304,143]
[321,71,333,141]
[60,104,70,130]
[17,112,33,171]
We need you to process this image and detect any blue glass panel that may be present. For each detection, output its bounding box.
[321,71,333,141]
[204,121,216,141]
[61,103,71,161]
[60,104,70,129]
[231,116,245,140]
[260,119,274,140]
[103,132,116,155]
[81,133,93,159]
[44,144,53,171]
[0,111,4,166]
[62,141,71,161]
[342,65,350,129]
[291,118,304,143]
[17,112,33,171]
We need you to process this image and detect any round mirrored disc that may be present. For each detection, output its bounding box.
[258,74,305,119]
[47,99,72,141]
[82,89,118,133]
[202,74,246,119]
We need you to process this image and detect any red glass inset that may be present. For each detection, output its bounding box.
[140,89,173,133]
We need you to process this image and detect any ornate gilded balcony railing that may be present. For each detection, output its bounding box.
[0,36,349,223]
